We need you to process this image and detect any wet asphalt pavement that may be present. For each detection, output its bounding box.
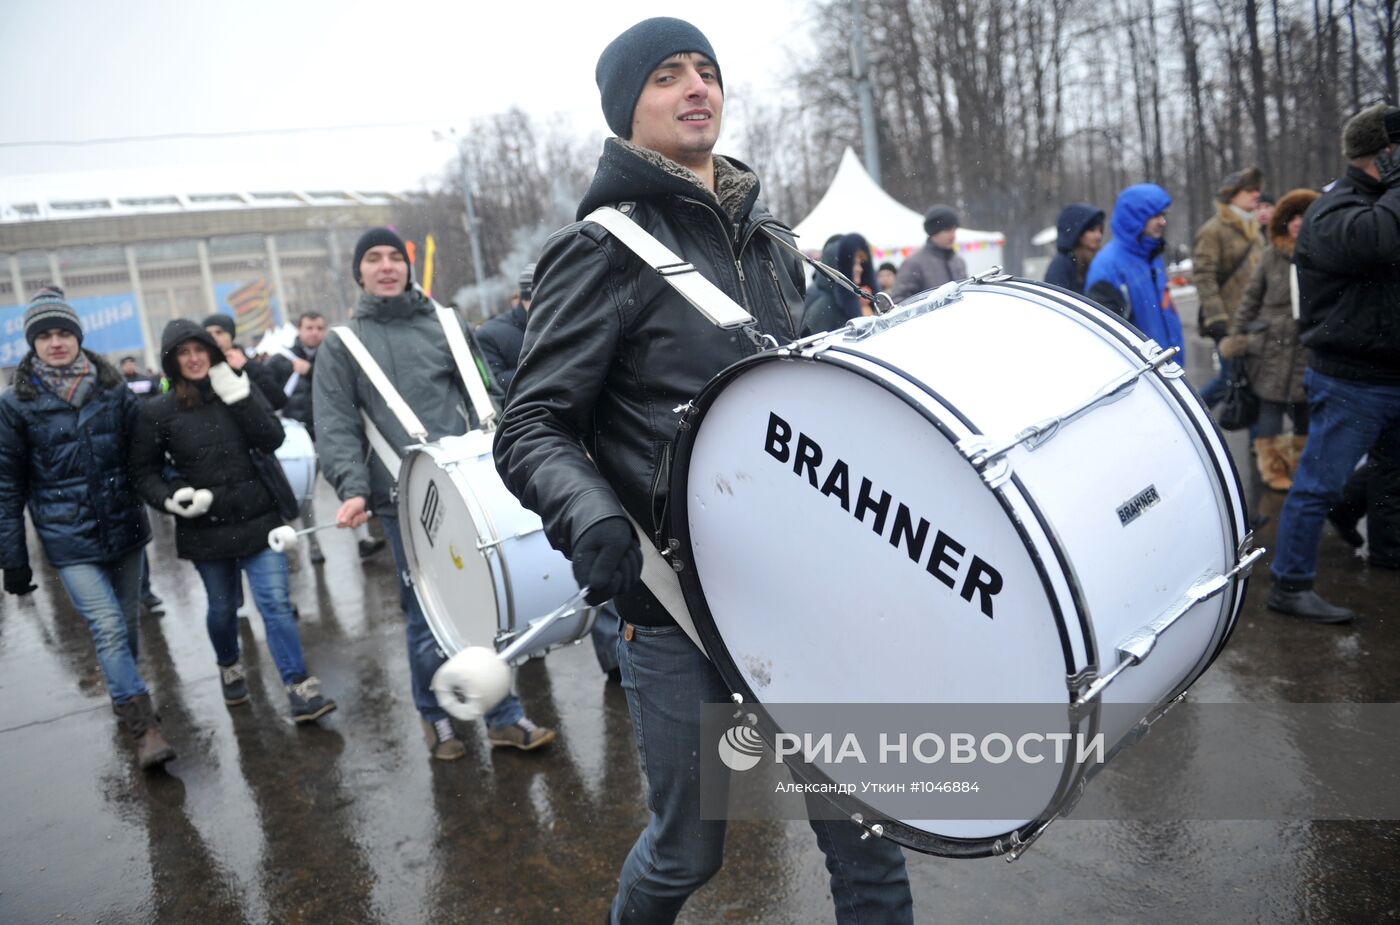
[2,331,1399,924]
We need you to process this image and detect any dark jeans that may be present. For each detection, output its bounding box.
[1256,399,1309,438]
[379,514,523,729]
[610,619,913,925]
[1271,369,1400,587]
[194,548,308,684]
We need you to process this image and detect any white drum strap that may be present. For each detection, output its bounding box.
[432,301,497,430]
[624,512,708,658]
[582,206,755,330]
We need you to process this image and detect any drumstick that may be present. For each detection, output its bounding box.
[267,514,374,551]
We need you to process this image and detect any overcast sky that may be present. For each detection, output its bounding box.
[0,0,813,204]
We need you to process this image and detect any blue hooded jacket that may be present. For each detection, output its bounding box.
[1044,202,1105,293]
[1085,184,1184,358]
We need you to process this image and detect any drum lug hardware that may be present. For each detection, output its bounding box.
[1065,667,1097,694]
[674,402,698,430]
[996,816,1055,863]
[1075,548,1265,706]
[956,438,1013,488]
[962,346,1183,476]
[1142,341,1186,379]
[970,265,1012,284]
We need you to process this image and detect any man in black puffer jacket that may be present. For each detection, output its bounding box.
[475,263,533,393]
[493,18,911,925]
[0,286,174,770]
[1268,102,1400,623]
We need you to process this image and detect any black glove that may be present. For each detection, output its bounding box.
[571,517,642,606]
[4,566,36,596]
[1378,148,1400,189]
[1204,319,1228,342]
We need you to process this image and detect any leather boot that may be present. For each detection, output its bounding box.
[1254,437,1293,492]
[117,694,176,770]
[1266,587,1358,623]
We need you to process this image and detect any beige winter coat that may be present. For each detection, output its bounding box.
[1192,201,1263,332]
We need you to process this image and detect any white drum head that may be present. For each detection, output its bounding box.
[399,449,499,653]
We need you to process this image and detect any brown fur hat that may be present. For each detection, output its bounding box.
[1268,187,1320,250]
[1216,166,1263,203]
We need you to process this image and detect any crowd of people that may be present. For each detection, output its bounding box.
[2,14,1397,922]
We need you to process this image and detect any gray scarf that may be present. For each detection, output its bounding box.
[34,354,97,408]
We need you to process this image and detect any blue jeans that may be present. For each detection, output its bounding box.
[379,514,523,729]
[56,547,147,704]
[1271,369,1400,587]
[611,619,913,925]
[193,548,308,685]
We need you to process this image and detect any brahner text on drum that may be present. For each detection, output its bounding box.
[763,411,1004,618]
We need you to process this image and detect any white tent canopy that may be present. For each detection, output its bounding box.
[791,148,1005,275]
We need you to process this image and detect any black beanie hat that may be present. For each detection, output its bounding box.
[202,313,236,339]
[24,286,83,347]
[596,17,721,139]
[352,227,413,286]
[923,205,959,236]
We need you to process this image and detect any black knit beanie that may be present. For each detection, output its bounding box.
[24,286,83,347]
[923,205,959,236]
[352,227,413,286]
[596,17,721,139]
[202,313,237,339]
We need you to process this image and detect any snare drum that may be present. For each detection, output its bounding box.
[398,430,591,662]
[668,278,1254,857]
[275,418,317,516]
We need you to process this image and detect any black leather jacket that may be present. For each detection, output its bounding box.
[494,139,804,563]
[1294,165,1400,384]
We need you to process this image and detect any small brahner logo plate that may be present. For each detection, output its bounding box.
[1116,485,1161,527]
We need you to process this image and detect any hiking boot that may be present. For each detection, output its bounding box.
[309,540,326,565]
[116,694,176,771]
[422,717,467,761]
[142,592,164,617]
[358,537,386,559]
[487,717,556,751]
[220,660,250,706]
[1266,587,1358,624]
[287,676,336,723]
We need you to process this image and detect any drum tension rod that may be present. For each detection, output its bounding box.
[961,346,1181,475]
[1073,548,1264,707]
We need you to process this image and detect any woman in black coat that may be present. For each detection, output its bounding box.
[130,319,334,723]
[0,288,175,770]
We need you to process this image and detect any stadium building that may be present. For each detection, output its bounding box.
[0,190,401,370]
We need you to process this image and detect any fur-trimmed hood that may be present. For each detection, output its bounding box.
[1269,188,1321,255]
[9,349,123,401]
[576,137,760,223]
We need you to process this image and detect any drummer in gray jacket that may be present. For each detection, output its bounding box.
[314,227,556,760]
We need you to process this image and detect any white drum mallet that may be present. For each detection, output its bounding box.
[267,514,374,552]
[431,588,591,720]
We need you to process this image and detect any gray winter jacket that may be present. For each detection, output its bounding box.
[313,288,498,513]
[889,240,967,303]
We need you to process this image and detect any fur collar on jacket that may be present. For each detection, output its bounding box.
[577,137,761,222]
[11,349,122,402]
[1213,199,1262,241]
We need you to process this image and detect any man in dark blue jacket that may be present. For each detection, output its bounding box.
[1044,203,1104,294]
[475,263,533,394]
[0,287,175,770]
[1267,103,1400,622]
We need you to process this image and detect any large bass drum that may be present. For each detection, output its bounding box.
[667,277,1256,858]
[398,430,592,662]
[275,418,317,517]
